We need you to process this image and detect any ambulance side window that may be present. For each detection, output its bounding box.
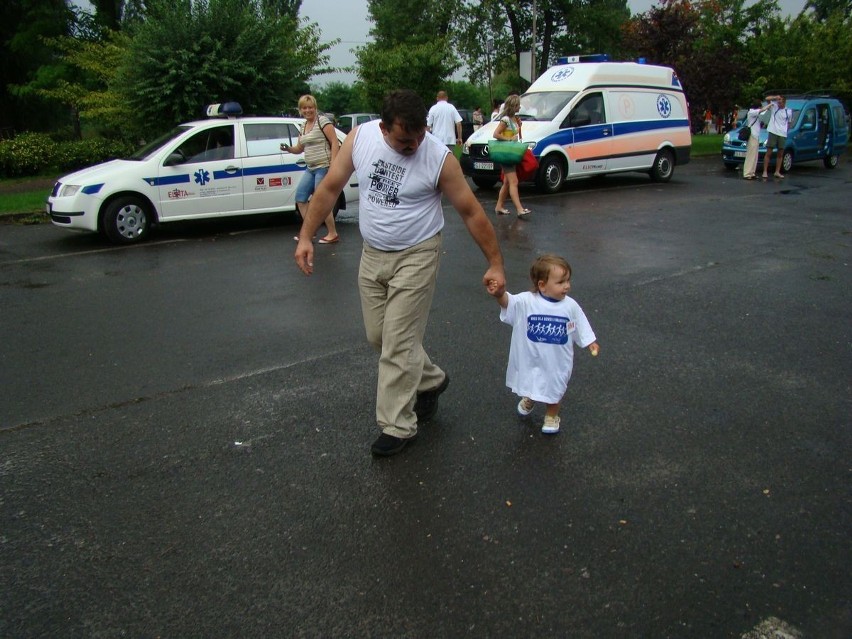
[566,92,605,128]
[244,122,300,157]
[171,125,235,164]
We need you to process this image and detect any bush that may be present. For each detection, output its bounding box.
[0,133,57,177]
[0,134,135,178]
[54,138,134,173]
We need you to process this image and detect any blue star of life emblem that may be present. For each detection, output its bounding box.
[656,95,672,118]
[194,169,211,185]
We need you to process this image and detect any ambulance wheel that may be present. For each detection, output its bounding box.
[536,155,565,194]
[649,149,674,182]
[823,154,838,169]
[782,149,794,172]
[102,196,149,244]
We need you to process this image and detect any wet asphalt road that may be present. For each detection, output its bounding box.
[1,157,850,638]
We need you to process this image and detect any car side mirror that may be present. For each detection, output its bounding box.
[164,152,184,166]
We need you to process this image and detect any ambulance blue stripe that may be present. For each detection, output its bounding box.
[241,164,305,177]
[144,175,190,186]
[533,118,690,155]
[81,184,104,195]
[143,164,304,186]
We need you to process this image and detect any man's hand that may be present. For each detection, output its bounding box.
[294,237,314,275]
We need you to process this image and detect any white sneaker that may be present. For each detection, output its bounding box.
[541,415,560,434]
[517,397,534,416]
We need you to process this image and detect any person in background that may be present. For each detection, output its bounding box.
[294,89,505,457]
[282,94,340,244]
[426,90,462,150]
[487,254,598,435]
[703,108,712,135]
[472,106,484,131]
[742,100,771,180]
[492,95,530,220]
[490,98,502,121]
[762,94,792,180]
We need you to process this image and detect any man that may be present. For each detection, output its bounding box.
[762,94,791,179]
[295,90,505,457]
[426,90,463,149]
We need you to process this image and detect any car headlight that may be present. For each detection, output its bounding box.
[58,184,81,197]
[462,143,470,155]
[723,133,731,143]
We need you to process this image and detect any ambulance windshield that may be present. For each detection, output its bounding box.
[519,91,577,121]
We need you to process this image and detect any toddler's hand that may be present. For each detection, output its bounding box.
[589,342,600,357]
[486,279,504,297]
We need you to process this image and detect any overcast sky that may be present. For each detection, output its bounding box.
[301,0,807,86]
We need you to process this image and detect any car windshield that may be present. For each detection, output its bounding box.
[518,91,577,121]
[128,125,193,161]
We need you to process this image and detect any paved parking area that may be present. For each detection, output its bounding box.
[1,157,850,637]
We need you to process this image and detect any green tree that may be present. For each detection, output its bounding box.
[0,0,74,132]
[356,0,462,106]
[115,0,331,136]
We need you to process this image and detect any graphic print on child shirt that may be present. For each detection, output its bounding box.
[367,159,406,208]
[527,314,575,345]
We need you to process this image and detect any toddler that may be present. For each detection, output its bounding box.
[488,254,598,434]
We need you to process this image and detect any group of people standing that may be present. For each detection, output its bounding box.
[741,94,792,180]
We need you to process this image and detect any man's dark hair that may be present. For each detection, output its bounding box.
[381,90,427,132]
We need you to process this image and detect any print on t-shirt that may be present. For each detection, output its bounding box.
[368,159,405,208]
[526,314,574,344]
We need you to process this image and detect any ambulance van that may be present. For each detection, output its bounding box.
[461,61,692,193]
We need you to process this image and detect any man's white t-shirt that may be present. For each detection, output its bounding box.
[351,120,448,251]
[767,102,792,137]
[500,292,596,404]
[426,100,463,145]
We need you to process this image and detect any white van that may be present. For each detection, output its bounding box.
[461,61,692,193]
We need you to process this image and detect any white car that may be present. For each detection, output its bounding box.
[46,103,358,243]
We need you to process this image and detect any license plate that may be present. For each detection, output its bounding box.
[473,161,494,170]
[734,151,746,158]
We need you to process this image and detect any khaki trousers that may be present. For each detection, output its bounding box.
[743,136,760,178]
[358,233,445,438]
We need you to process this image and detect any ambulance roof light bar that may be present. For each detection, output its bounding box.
[206,102,243,118]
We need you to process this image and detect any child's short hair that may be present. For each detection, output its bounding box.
[530,254,572,291]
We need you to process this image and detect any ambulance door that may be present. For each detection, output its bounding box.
[242,122,304,212]
[564,92,610,175]
[158,123,243,219]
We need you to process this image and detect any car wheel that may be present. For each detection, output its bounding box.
[823,154,839,169]
[782,149,794,172]
[472,177,498,189]
[535,154,565,194]
[102,196,149,244]
[649,149,675,182]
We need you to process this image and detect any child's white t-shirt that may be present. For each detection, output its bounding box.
[500,291,596,403]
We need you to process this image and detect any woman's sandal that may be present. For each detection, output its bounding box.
[495,208,511,215]
[318,235,339,244]
[517,209,531,219]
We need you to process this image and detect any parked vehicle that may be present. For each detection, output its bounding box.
[46,103,358,244]
[721,95,849,171]
[456,108,477,143]
[461,61,692,192]
[336,113,379,134]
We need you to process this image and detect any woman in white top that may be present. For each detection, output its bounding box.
[492,95,530,219]
[282,94,340,243]
[742,100,771,180]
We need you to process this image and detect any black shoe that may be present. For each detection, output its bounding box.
[371,433,416,457]
[413,374,450,422]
